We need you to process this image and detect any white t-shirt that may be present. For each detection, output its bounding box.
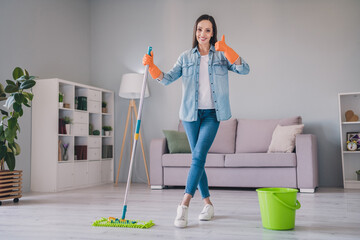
[198,54,215,109]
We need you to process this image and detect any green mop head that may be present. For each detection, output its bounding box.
[92,217,155,229]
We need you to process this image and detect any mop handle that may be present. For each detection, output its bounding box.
[121,46,152,220]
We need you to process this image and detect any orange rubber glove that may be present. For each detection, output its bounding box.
[215,35,239,64]
[142,51,161,79]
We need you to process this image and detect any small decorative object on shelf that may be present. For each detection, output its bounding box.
[102,145,113,158]
[345,110,359,122]
[93,130,100,135]
[59,92,64,108]
[62,143,69,161]
[102,101,107,113]
[75,145,87,160]
[356,170,360,181]
[64,117,72,135]
[347,140,357,151]
[63,103,70,108]
[103,126,112,136]
[76,96,87,111]
[89,123,93,135]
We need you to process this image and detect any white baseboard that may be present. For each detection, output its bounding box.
[151,185,164,190]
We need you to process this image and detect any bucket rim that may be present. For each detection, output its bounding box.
[256,188,299,193]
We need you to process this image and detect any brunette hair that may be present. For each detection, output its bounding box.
[192,14,218,48]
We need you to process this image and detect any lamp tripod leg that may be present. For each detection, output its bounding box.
[115,101,132,186]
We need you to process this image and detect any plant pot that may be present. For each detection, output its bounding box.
[59,102,63,108]
[65,124,71,135]
[105,131,110,136]
[102,107,107,113]
[0,170,22,205]
[357,174,360,181]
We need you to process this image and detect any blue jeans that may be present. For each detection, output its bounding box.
[182,109,220,199]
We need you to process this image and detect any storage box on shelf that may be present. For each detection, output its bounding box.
[31,78,114,192]
[338,92,360,189]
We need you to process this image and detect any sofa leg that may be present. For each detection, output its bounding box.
[300,188,316,193]
[151,185,164,190]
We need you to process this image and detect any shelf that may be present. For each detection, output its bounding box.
[342,121,360,125]
[59,107,73,111]
[31,78,114,192]
[344,180,360,189]
[343,151,360,154]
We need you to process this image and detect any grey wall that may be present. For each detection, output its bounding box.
[90,0,360,187]
[0,0,91,192]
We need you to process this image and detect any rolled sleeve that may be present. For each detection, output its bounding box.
[229,57,250,75]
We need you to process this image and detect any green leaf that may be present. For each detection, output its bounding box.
[14,93,24,103]
[8,117,17,129]
[0,83,5,93]
[6,80,16,86]
[5,151,15,171]
[5,127,16,143]
[23,102,31,108]
[19,108,23,117]
[23,92,34,101]
[5,84,19,93]
[4,95,15,109]
[20,80,36,90]
[24,69,29,78]
[13,102,22,112]
[16,123,20,133]
[12,67,24,80]
[0,145,7,160]
[0,109,8,116]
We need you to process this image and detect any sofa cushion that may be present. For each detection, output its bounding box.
[162,153,225,167]
[236,116,302,153]
[268,124,304,153]
[178,118,237,154]
[162,130,191,153]
[225,153,296,167]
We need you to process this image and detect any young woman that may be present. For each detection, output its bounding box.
[143,14,250,228]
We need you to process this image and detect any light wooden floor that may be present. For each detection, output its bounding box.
[1,183,359,240]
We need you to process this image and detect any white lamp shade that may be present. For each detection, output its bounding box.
[119,73,150,99]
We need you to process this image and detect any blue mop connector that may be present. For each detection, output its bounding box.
[147,46,152,56]
[121,205,127,220]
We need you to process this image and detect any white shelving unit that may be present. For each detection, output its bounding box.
[31,78,114,192]
[338,92,360,189]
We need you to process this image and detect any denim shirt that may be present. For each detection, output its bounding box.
[158,45,250,121]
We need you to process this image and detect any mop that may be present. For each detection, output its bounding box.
[93,47,155,229]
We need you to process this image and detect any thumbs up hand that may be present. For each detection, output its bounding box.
[215,35,239,64]
[215,35,228,52]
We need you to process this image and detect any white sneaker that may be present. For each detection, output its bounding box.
[198,204,214,221]
[174,205,188,228]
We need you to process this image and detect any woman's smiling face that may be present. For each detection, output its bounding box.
[196,20,213,46]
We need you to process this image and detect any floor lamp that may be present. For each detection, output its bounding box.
[116,73,150,186]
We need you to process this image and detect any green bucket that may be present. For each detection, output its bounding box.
[256,188,301,230]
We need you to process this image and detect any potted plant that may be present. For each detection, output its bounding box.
[102,126,112,136]
[59,92,64,108]
[102,101,107,113]
[356,170,360,181]
[0,67,36,205]
[63,116,72,135]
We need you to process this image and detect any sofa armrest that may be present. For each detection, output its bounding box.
[295,134,318,192]
[150,138,168,187]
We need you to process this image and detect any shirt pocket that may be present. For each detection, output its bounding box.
[213,60,228,76]
[182,62,195,77]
